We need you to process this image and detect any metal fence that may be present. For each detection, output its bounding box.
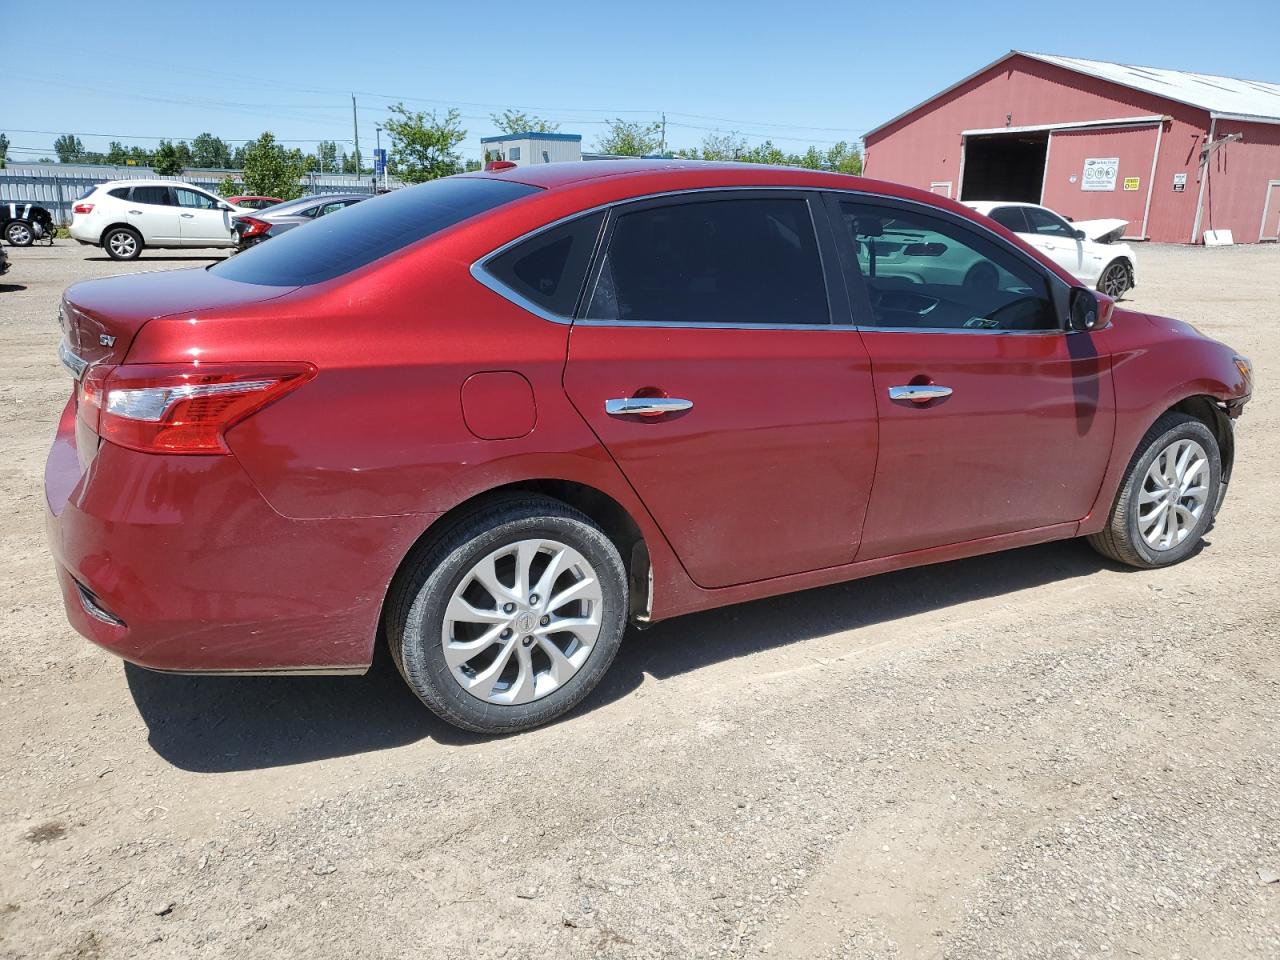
[0,164,399,224]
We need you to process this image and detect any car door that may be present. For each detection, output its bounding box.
[125,185,180,243]
[830,196,1115,560]
[560,191,879,589]
[174,187,234,246]
[1023,206,1086,281]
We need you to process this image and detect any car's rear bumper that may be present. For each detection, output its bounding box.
[68,220,98,244]
[45,398,433,673]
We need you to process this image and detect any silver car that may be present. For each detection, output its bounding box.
[232,193,368,251]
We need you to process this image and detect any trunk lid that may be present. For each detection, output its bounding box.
[60,267,298,367]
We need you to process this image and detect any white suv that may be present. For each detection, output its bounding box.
[70,180,246,260]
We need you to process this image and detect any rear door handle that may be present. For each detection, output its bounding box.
[888,385,952,403]
[180,213,195,218]
[605,397,693,417]
[128,209,142,215]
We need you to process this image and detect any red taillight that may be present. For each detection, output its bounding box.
[485,160,518,171]
[92,362,315,455]
[237,216,270,238]
[73,203,94,215]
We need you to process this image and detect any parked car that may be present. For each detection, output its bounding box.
[46,162,1252,734]
[69,181,245,260]
[965,200,1137,298]
[232,193,367,251]
[2,199,57,246]
[226,195,283,210]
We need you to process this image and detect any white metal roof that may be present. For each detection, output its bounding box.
[1021,52,1280,124]
[865,51,1280,139]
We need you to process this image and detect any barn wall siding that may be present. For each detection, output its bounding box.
[1193,119,1280,242]
[864,54,1223,242]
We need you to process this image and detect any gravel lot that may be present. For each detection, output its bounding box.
[0,241,1277,960]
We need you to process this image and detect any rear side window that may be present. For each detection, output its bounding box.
[211,177,540,286]
[131,186,171,206]
[484,212,604,317]
[108,187,130,200]
[988,206,1029,233]
[584,197,829,325]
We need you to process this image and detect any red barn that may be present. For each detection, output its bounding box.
[863,51,1280,243]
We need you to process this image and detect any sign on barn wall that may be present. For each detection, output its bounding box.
[1081,157,1119,191]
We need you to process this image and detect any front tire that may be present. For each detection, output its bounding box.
[1097,260,1132,298]
[1088,412,1221,568]
[103,226,142,261]
[5,221,34,246]
[387,496,628,734]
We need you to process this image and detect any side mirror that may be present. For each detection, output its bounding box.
[1068,287,1100,332]
[1073,228,1087,241]
[218,202,234,211]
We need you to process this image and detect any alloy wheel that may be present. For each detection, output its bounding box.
[108,232,137,257]
[1100,263,1129,298]
[1137,438,1210,550]
[6,223,32,245]
[441,538,603,705]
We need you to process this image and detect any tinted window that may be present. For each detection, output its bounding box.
[130,186,171,206]
[485,212,604,317]
[211,177,539,286]
[1025,207,1077,239]
[174,188,219,209]
[988,206,1029,233]
[108,187,130,200]
[584,197,828,325]
[838,201,1057,331]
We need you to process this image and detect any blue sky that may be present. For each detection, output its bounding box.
[3,0,1276,164]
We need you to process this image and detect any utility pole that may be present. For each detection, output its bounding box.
[660,112,667,156]
[352,94,360,180]
[375,125,382,193]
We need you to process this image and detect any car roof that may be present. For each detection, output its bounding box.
[464,158,883,192]
[97,179,215,190]
[965,200,1047,213]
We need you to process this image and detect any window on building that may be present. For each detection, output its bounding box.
[509,147,521,161]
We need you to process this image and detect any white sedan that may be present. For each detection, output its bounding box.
[965,200,1136,298]
[70,180,246,260]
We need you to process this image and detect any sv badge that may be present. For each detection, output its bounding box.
[99,334,116,347]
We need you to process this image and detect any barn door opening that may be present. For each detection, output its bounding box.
[960,133,1049,203]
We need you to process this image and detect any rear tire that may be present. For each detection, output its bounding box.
[387,496,628,734]
[1088,412,1221,568]
[103,226,142,261]
[5,221,34,246]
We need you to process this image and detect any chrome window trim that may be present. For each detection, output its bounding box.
[470,184,1075,334]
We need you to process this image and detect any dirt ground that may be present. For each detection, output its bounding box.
[0,241,1276,960]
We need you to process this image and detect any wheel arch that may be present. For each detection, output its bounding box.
[382,479,654,634]
[1168,394,1233,485]
[99,222,140,246]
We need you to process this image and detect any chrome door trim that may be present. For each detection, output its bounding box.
[605,397,694,416]
[888,385,953,402]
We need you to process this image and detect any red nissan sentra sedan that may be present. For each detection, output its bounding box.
[46,161,1252,733]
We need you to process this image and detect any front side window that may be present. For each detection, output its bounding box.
[1025,207,1077,239]
[838,200,1057,331]
[130,186,171,206]
[174,188,219,210]
[485,212,604,317]
[584,197,829,326]
[211,177,540,286]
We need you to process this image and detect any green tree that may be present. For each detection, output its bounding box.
[215,177,243,198]
[698,131,748,161]
[383,103,465,183]
[595,118,662,157]
[463,158,483,172]
[823,141,862,175]
[315,139,340,173]
[105,141,129,165]
[191,133,232,169]
[54,134,86,163]
[239,132,305,200]
[490,109,560,134]
[152,139,186,176]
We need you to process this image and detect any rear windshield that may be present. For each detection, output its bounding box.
[210,177,540,286]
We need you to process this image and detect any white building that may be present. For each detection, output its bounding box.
[480,132,582,167]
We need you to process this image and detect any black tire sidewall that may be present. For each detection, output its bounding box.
[396,510,627,733]
[1123,419,1220,566]
[1099,261,1130,297]
[104,228,141,260]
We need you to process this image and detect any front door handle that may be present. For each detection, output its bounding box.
[605,397,693,417]
[888,385,952,403]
